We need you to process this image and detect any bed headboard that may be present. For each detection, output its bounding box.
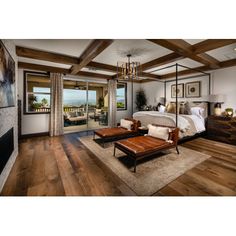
[168,101,210,119]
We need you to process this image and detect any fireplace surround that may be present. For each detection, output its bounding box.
[0,127,14,174]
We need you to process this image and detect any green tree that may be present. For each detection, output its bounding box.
[41,98,48,106]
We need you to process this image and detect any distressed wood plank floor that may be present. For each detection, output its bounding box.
[1,133,236,196]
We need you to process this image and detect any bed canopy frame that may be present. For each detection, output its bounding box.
[138,63,211,128]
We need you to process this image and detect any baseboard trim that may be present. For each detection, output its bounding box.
[20,132,49,139]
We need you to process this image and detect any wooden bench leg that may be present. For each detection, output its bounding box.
[113,146,116,157]
[134,159,137,173]
[176,146,179,155]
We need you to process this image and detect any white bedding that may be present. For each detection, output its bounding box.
[182,114,205,133]
[133,111,205,135]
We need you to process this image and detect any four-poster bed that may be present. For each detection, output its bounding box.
[133,63,211,140]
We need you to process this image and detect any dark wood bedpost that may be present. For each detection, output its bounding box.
[164,81,166,106]
[175,63,178,128]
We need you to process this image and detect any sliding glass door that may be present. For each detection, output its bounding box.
[87,81,108,130]
[63,79,108,133]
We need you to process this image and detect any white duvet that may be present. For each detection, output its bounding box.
[133,111,205,133]
[183,114,205,133]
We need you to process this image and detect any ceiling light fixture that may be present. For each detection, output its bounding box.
[117,54,140,80]
[234,47,236,51]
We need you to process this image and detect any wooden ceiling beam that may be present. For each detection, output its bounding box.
[70,39,113,75]
[148,39,221,69]
[192,39,236,54]
[87,61,159,79]
[18,62,70,74]
[16,46,117,74]
[18,62,112,80]
[86,61,117,73]
[16,46,157,80]
[160,58,236,79]
[140,52,184,71]
[16,46,79,65]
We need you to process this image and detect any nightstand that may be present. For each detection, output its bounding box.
[207,115,236,145]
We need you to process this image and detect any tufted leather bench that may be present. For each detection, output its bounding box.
[93,118,141,147]
[114,127,179,172]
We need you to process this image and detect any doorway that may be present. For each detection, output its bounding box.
[63,79,108,133]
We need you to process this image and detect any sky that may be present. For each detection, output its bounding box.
[33,87,125,105]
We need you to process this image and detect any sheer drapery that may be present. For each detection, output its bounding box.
[108,79,117,127]
[49,73,64,136]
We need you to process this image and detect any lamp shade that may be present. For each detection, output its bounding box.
[209,94,225,103]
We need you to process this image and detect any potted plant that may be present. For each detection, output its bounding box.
[98,96,104,109]
[135,89,147,111]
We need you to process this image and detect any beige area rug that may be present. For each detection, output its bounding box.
[79,136,211,195]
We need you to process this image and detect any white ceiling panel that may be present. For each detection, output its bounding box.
[93,39,172,66]
[144,58,203,75]
[207,43,236,61]
[14,39,92,57]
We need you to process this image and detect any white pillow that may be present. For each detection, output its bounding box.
[120,119,133,130]
[159,105,166,113]
[191,107,204,117]
[147,124,170,141]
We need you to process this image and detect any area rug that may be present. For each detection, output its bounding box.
[79,136,211,195]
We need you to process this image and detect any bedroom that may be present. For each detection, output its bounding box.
[1,1,236,236]
[1,38,236,196]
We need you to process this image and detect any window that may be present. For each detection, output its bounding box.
[116,83,127,110]
[24,71,50,114]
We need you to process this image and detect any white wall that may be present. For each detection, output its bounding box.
[211,66,236,112]
[140,66,236,116]
[165,75,210,103]
[116,81,140,123]
[141,81,164,106]
[18,69,49,135]
[0,40,18,192]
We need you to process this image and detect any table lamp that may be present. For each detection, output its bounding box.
[209,94,225,116]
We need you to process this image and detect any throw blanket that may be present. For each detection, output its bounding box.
[133,111,190,132]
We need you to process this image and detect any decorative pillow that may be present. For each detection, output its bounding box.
[166,103,175,113]
[69,112,77,117]
[159,105,166,113]
[64,112,69,118]
[184,102,192,115]
[191,107,204,117]
[147,124,170,141]
[194,103,207,118]
[120,119,133,130]
[166,102,180,114]
[179,103,186,114]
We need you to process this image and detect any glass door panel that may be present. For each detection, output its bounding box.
[63,80,88,133]
[87,81,108,130]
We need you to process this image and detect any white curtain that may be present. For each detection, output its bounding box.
[108,79,117,127]
[50,73,64,136]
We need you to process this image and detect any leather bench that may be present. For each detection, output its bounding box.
[113,127,179,172]
[93,118,141,147]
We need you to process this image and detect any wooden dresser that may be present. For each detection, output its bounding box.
[207,115,236,145]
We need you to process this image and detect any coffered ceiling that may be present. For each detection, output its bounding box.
[15,39,236,82]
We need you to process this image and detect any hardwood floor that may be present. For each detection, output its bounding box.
[1,133,236,196]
